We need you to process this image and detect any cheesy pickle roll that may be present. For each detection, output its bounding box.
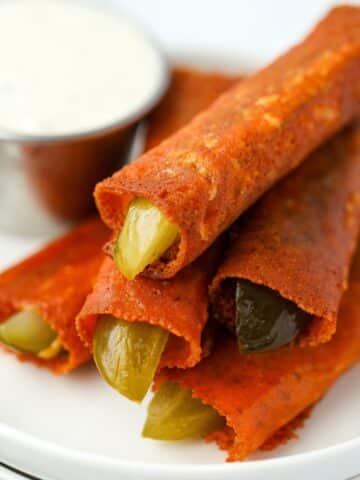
[77,247,220,402]
[0,219,108,373]
[96,6,360,281]
[110,67,239,281]
[210,125,360,352]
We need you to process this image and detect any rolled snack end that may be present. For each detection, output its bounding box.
[114,197,179,280]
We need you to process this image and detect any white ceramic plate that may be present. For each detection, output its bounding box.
[1,0,360,479]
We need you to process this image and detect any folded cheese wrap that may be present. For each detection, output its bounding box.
[0,218,108,373]
[96,6,360,281]
[210,124,360,352]
[77,246,220,401]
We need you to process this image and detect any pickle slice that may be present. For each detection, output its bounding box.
[114,197,179,280]
[93,315,169,402]
[142,382,225,440]
[0,308,57,355]
[235,280,311,352]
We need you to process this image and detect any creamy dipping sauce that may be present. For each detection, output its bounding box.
[0,0,167,136]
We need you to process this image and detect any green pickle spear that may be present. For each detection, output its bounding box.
[0,308,58,356]
[114,197,179,280]
[235,280,311,352]
[143,382,225,440]
[93,315,169,402]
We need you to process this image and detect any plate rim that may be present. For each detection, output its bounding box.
[0,462,41,480]
[1,420,360,478]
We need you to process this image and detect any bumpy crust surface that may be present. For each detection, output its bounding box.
[0,219,108,374]
[159,249,360,461]
[145,67,239,151]
[96,6,360,279]
[211,124,360,346]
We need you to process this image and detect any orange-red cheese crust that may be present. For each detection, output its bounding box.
[0,218,108,373]
[211,124,360,346]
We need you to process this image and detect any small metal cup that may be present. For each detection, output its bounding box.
[0,128,136,237]
[0,50,169,238]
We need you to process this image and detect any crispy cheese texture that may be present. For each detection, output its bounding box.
[145,67,239,151]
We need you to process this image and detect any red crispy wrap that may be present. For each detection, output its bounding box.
[95,6,360,279]
[159,248,360,461]
[145,67,239,150]
[77,68,236,367]
[0,218,108,373]
[77,248,218,369]
[211,124,360,346]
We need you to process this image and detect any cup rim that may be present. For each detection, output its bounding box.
[0,1,170,145]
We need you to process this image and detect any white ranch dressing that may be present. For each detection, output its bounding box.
[0,0,165,136]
